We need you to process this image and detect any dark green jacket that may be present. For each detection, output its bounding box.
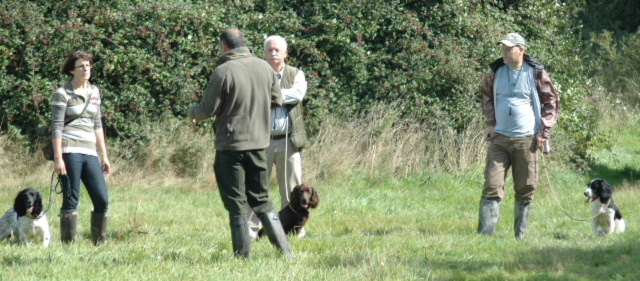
[190,47,283,150]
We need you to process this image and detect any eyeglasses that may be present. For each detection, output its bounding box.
[74,65,92,70]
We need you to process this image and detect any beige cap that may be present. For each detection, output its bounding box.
[498,33,527,48]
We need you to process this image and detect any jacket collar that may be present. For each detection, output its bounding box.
[216,47,253,65]
[63,81,93,98]
[490,54,545,73]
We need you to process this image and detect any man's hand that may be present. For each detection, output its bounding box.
[188,108,197,124]
[484,126,495,141]
[537,135,549,154]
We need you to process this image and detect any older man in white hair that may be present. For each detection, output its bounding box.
[477,33,559,239]
[248,35,310,238]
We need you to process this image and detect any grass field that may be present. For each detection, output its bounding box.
[0,116,638,281]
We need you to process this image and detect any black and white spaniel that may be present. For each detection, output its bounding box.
[584,178,626,236]
[0,188,50,246]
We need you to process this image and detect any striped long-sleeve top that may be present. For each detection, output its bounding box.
[51,81,103,156]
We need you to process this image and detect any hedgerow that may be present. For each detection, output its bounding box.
[0,0,614,162]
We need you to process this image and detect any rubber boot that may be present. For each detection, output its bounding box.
[514,201,532,239]
[258,210,293,259]
[478,199,500,235]
[230,214,252,258]
[60,210,78,244]
[90,212,108,245]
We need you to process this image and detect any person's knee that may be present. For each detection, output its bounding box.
[93,200,110,213]
[61,195,80,210]
[249,200,274,215]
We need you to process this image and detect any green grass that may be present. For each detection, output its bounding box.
[589,114,640,186]
[1,122,639,281]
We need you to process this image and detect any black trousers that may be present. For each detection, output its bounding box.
[214,149,274,216]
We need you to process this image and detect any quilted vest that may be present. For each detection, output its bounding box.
[282,64,308,150]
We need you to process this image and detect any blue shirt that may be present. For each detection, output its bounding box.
[494,64,536,137]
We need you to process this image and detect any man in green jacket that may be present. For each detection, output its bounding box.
[189,28,292,259]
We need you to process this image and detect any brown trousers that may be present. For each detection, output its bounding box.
[482,133,539,204]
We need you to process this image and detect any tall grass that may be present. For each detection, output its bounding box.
[105,114,217,191]
[0,125,52,189]
[2,103,487,191]
[1,99,639,280]
[304,103,486,182]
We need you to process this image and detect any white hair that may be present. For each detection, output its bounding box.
[264,35,288,52]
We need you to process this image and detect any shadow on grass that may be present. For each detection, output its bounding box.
[590,163,640,188]
[515,238,638,280]
[427,238,638,280]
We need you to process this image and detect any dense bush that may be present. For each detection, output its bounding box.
[0,0,226,147]
[0,0,620,163]
[580,0,640,35]
[585,31,640,107]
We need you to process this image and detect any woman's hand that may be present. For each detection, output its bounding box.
[94,129,111,174]
[55,157,67,175]
[53,138,66,175]
[102,156,112,174]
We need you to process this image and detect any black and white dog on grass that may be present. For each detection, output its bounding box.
[584,178,625,236]
[0,188,51,246]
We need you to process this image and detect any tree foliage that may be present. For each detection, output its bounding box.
[0,0,622,162]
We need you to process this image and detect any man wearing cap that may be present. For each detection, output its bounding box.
[477,33,559,238]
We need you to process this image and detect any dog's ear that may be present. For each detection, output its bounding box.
[309,187,319,209]
[33,191,44,216]
[14,190,27,216]
[600,180,613,198]
[289,186,300,206]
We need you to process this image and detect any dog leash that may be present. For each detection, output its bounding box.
[43,171,70,218]
[541,154,611,221]
[283,111,290,203]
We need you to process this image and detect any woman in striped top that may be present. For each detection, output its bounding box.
[52,51,110,245]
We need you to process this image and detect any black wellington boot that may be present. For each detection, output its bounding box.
[60,210,78,244]
[230,214,252,258]
[258,210,293,259]
[90,212,108,245]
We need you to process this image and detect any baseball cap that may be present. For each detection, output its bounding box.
[497,33,527,48]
